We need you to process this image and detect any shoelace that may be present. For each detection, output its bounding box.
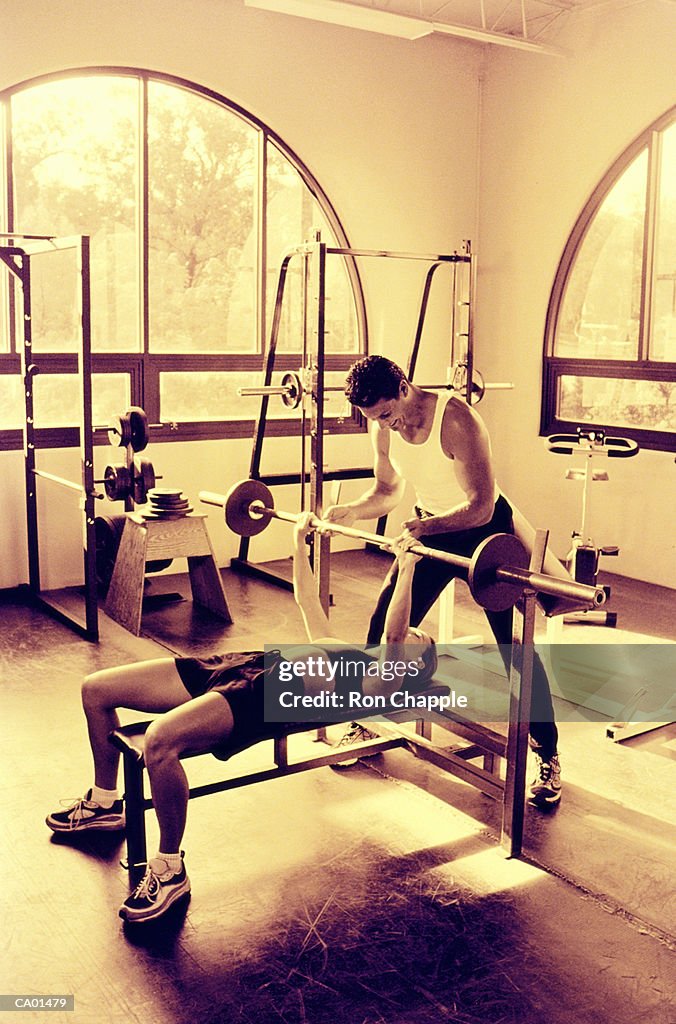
[338,724,369,747]
[58,796,96,829]
[130,866,161,903]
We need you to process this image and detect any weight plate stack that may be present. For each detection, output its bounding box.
[143,488,193,520]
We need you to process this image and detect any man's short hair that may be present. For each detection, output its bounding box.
[344,355,407,407]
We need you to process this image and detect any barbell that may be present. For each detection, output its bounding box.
[96,407,178,452]
[200,479,606,614]
[103,457,158,503]
[33,457,160,504]
[238,368,514,410]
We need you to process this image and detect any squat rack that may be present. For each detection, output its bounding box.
[232,232,479,607]
[0,233,99,641]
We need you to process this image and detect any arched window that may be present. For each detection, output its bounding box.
[0,69,365,446]
[542,107,675,451]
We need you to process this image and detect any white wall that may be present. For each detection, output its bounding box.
[0,0,480,588]
[2,1,674,590]
[476,2,676,587]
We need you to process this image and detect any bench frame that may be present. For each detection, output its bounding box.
[111,588,537,887]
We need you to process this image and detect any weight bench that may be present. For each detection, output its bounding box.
[109,679,528,887]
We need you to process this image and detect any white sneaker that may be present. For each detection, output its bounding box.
[528,753,562,807]
[119,854,190,923]
[330,722,379,769]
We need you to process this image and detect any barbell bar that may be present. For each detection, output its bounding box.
[32,468,102,499]
[33,457,160,504]
[200,479,606,614]
[238,369,513,410]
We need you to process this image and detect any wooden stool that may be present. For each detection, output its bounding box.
[105,512,232,635]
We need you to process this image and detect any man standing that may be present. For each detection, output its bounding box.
[325,355,561,808]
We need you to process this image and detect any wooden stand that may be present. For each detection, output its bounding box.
[105,513,232,635]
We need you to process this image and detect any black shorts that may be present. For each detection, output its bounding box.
[175,650,285,754]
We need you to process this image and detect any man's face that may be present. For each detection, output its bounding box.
[358,383,407,431]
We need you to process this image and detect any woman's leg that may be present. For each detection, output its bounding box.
[143,693,235,853]
[81,659,193,791]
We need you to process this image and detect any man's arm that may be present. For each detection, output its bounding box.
[324,422,406,526]
[404,399,496,539]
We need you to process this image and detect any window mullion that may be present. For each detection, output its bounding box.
[258,132,267,356]
[638,129,661,363]
[5,98,16,355]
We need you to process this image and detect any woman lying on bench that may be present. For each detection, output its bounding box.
[46,515,437,924]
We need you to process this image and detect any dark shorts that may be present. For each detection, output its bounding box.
[175,650,285,754]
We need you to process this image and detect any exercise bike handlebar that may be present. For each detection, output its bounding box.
[546,433,639,458]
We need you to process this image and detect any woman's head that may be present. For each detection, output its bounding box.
[406,627,438,684]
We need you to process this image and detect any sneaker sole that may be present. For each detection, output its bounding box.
[46,816,126,833]
[119,880,191,923]
[528,791,561,807]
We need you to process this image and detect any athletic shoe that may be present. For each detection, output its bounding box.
[528,753,562,807]
[46,789,125,833]
[330,722,380,769]
[119,854,190,923]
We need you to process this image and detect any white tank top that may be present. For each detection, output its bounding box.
[389,395,499,516]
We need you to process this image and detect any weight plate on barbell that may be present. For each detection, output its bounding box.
[225,478,274,537]
[281,371,303,409]
[468,533,529,612]
[104,464,132,502]
[108,414,133,449]
[132,457,156,505]
[470,369,485,405]
[128,406,150,452]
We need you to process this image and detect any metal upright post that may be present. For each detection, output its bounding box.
[501,588,535,858]
[501,527,548,857]
[465,242,476,404]
[19,250,41,594]
[308,233,331,613]
[78,236,98,641]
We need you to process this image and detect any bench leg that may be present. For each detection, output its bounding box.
[121,752,148,887]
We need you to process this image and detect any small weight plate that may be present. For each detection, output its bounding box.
[104,463,132,502]
[108,413,132,448]
[224,479,274,537]
[128,406,149,453]
[132,457,156,505]
[470,369,486,405]
[468,533,529,612]
[281,371,303,409]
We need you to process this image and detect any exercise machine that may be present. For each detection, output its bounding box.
[546,428,639,627]
[235,232,511,611]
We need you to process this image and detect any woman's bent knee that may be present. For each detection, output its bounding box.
[144,721,182,767]
[81,669,114,711]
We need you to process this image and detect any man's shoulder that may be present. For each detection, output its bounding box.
[440,395,487,456]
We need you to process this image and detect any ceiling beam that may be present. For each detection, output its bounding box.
[245,0,566,54]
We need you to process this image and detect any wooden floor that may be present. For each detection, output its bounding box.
[1,558,675,1024]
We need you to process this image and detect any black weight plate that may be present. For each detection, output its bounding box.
[224,479,274,537]
[128,406,149,453]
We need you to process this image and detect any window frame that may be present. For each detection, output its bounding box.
[541,106,676,453]
[0,67,367,451]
